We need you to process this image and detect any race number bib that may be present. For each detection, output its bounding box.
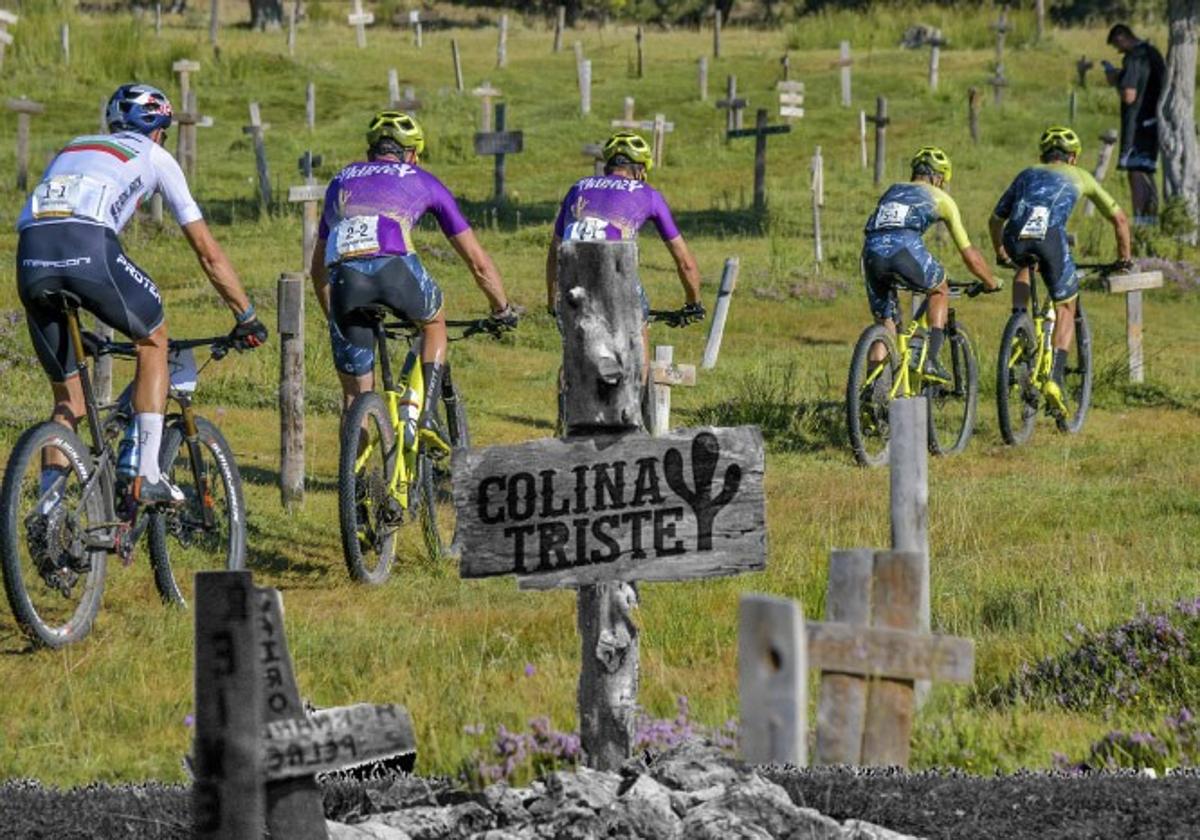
[874,202,910,229]
[564,216,610,241]
[31,175,107,221]
[1018,206,1050,240]
[335,215,382,258]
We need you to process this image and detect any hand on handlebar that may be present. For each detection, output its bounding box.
[1111,258,1135,274]
[230,317,268,350]
[489,303,520,331]
[679,301,707,326]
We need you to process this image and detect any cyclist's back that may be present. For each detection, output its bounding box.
[553,174,679,242]
[863,181,970,259]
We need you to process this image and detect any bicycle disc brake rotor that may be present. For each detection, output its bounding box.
[26,507,86,597]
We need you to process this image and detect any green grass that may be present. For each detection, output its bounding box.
[1,5,1199,784]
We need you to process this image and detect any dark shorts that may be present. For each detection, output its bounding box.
[861,241,944,322]
[1004,226,1078,303]
[328,254,443,377]
[16,222,164,381]
[1118,125,1158,173]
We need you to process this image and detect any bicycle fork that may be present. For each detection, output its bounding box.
[176,396,215,530]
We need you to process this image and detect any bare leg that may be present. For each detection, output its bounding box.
[44,377,86,471]
[338,370,374,412]
[420,312,448,368]
[1052,298,1077,352]
[1011,266,1032,310]
[868,317,897,363]
[132,323,169,414]
[925,279,949,329]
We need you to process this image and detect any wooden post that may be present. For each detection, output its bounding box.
[493,103,506,202]
[837,40,852,107]
[1076,55,1094,87]
[497,14,508,68]
[702,257,739,370]
[574,40,584,72]
[868,96,888,186]
[814,548,873,765]
[209,0,219,47]
[968,87,981,144]
[889,397,929,703]
[727,109,790,211]
[278,274,305,508]
[698,56,708,101]
[1069,89,1077,124]
[713,8,722,59]
[388,69,400,109]
[473,82,501,131]
[474,104,524,203]
[622,96,636,122]
[780,53,790,82]
[718,75,741,133]
[1105,271,1163,383]
[305,82,315,132]
[636,25,644,79]
[579,59,592,115]
[0,10,16,72]
[155,3,162,35]
[1083,129,1119,217]
[651,346,673,437]
[1036,0,1045,42]
[451,39,464,93]
[991,68,1008,105]
[193,571,263,840]
[8,98,44,192]
[412,11,422,49]
[244,103,273,209]
[652,113,666,169]
[287,1,296,56]
[993,6,1007,67]
[811,147,824,265]
[927,30,942,92]
[60,23,69,64]
[348,0,373,49]
[859,109,868,168]
[92,320,114,404]
[738,594,807,767]
[553,6,565,53]
[288,185,322,270]
[174,90,210,184]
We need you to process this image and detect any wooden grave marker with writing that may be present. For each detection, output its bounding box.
[648,345,696,437]
[777,80,805,121]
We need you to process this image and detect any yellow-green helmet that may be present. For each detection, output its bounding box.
[1039,125,1081,156]
[602,131,653,172]
[910,146,952,182]
[366,110,425,155]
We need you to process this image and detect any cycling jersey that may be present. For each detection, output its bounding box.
[863,182,972,252]
[552,176,681,242]
[16,131,202,233]
[318,161,470,266]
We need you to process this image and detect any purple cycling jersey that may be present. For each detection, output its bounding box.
[552,176,681,242]
[318,161,470,266]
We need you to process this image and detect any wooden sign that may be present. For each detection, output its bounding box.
[1104,270,1163,384]
[777,80,804,121]
[452,425,766,589]
[262,703,416,781]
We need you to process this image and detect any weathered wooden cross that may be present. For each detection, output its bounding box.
[582,142,605,176]
[387,70,421,111]
[867,96,889,186]
[175,91,213,183]
[728,109,791,211]
[451,39,464,92]
[347,0,374,49]
[0,9,17,71]
[474,103,523,202]
[453,240,766,770]
[287,151,324,272]
[610,101,675,169]
[990,66,1008,105]
[193,571,416,839]
[777,80,805,122]
[1083,130,1119,217]
[497,13,508,68]
[1076,55,1094,87]
[811,146,824,264]
[647,345,696,436]
[833,40,852,107]
[8,97,44,192]
[712,7,722,58]
[968,87,982,144]
[1104,270,1165,384]
[243,102,272,208]
[701,256,740,370]
[927,29,946,92]
[716,75,747,133]
[578,59,592,115]
[472,81,502,131]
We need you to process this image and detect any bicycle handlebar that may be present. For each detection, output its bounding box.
[91,334,238,360]
[647,308,703,328]
[383,317,508,341]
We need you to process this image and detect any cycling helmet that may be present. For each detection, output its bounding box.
[1039,125,1082,156]
[366,110,425,156]
[105,84,173,135]
[602,131,653,172]
[910,146,952,183]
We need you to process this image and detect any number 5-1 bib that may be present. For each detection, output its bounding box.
[335,215,382,259]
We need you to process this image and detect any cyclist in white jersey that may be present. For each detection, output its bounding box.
[15,84,266,506]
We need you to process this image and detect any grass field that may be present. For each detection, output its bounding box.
[1,4,1199,785]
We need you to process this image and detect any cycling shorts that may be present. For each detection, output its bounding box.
[328,254,443,377]
[16,221,164,381]
[1003,226,1078,303]
[861,237,944,322]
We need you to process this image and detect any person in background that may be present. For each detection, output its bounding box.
[1103,23,1165,227]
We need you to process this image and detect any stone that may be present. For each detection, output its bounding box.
[480,785,532,826]
[376,802,494,838]
[668,783,726,816]
[649,741,744,791]
[842,818,924,840]
[693,775,843,840]
[680,807,775,839]
[327,820,414,839]
[609,774,681,838]
[469,830,536,840]
[542,765,620,810]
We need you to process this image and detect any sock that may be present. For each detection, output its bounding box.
[1051,349,1068,384]
[419,363,444,429]
[927,327,946,363]
[135,412,164,484]
[39,466,68,514]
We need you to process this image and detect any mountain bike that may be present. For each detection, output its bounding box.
[338,311,506,584]
[0,293,247,648]
[846,280,992,467]
[995,261,1110,445]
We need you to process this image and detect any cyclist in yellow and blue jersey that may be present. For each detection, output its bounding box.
[862,147,998,380]
[989,126,1132,407]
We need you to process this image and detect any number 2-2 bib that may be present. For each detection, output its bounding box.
[335,215,382,259]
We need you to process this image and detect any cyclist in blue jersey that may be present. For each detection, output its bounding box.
[862,147,998,380]
[989,126,1132,408]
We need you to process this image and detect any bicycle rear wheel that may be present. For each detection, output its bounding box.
[1057,303,1093,434]
[339,392,399,584]
[926,324,979,456]
[997,313,1039,446]
[421,366,470,562]
[148,417,246,607]
[846,324,900,467]
[0,422,107,648]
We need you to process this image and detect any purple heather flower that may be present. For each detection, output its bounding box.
[524,663,536,678]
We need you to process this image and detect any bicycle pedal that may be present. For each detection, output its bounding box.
[114,521,137,567]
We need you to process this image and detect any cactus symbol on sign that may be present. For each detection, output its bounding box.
[664,432,742,551]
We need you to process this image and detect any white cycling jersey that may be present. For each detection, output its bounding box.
[16,131,202,233]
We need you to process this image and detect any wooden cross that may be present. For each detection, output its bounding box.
[727,109,791,211]
[701,257,740,370]
[927,29,946,91]
[287,0,296,56]
[811,146,824,264]
[780,52,790,81]
[175,91,213,183]
[409,9,422,49]
[990,67,1008,105]
[172,59,201,103]
[647,346,696,436]
[1076,55,1094,87]
[1104,270,1164,384]
[347,0,374,49]
[832,40,852,107]
[472,82,502,131]
[867,96,889,186]
[0,9,18,71]
[581,142,605,176]
[7,97,45,192]
[497,13,508,68]
[992,4,1009,67]
[578,59,592,115]
[305,81,315,131]
[1083,130,1119,217]
[777,80,804,122]
[610,103,675,169]
[716,75,747,134]
[635,25,644,79]
[473,103,523,202]
[712,7,722,58]
[288,151,324,272]
[858,109,868,168]
[243,102,272,208]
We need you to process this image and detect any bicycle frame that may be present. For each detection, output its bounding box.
[1007,266,1056,393]
[859,295,933,402]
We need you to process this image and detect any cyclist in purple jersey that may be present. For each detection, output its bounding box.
[547,132,703,372]
[310,111,516,447]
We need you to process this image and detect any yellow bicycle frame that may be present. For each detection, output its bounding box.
[352,349,425,515]
[861,303,932,402]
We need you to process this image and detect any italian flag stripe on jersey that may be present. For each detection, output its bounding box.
[61,139,138,162]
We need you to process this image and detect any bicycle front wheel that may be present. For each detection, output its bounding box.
[1057,303,1093,434]
[846,324,900,467]
[148,417,246,607]
[0,422,107,648]
[339,392,399,584]
[421,366,470,562]
[997,313,1039,446]
[927,325,979,456]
